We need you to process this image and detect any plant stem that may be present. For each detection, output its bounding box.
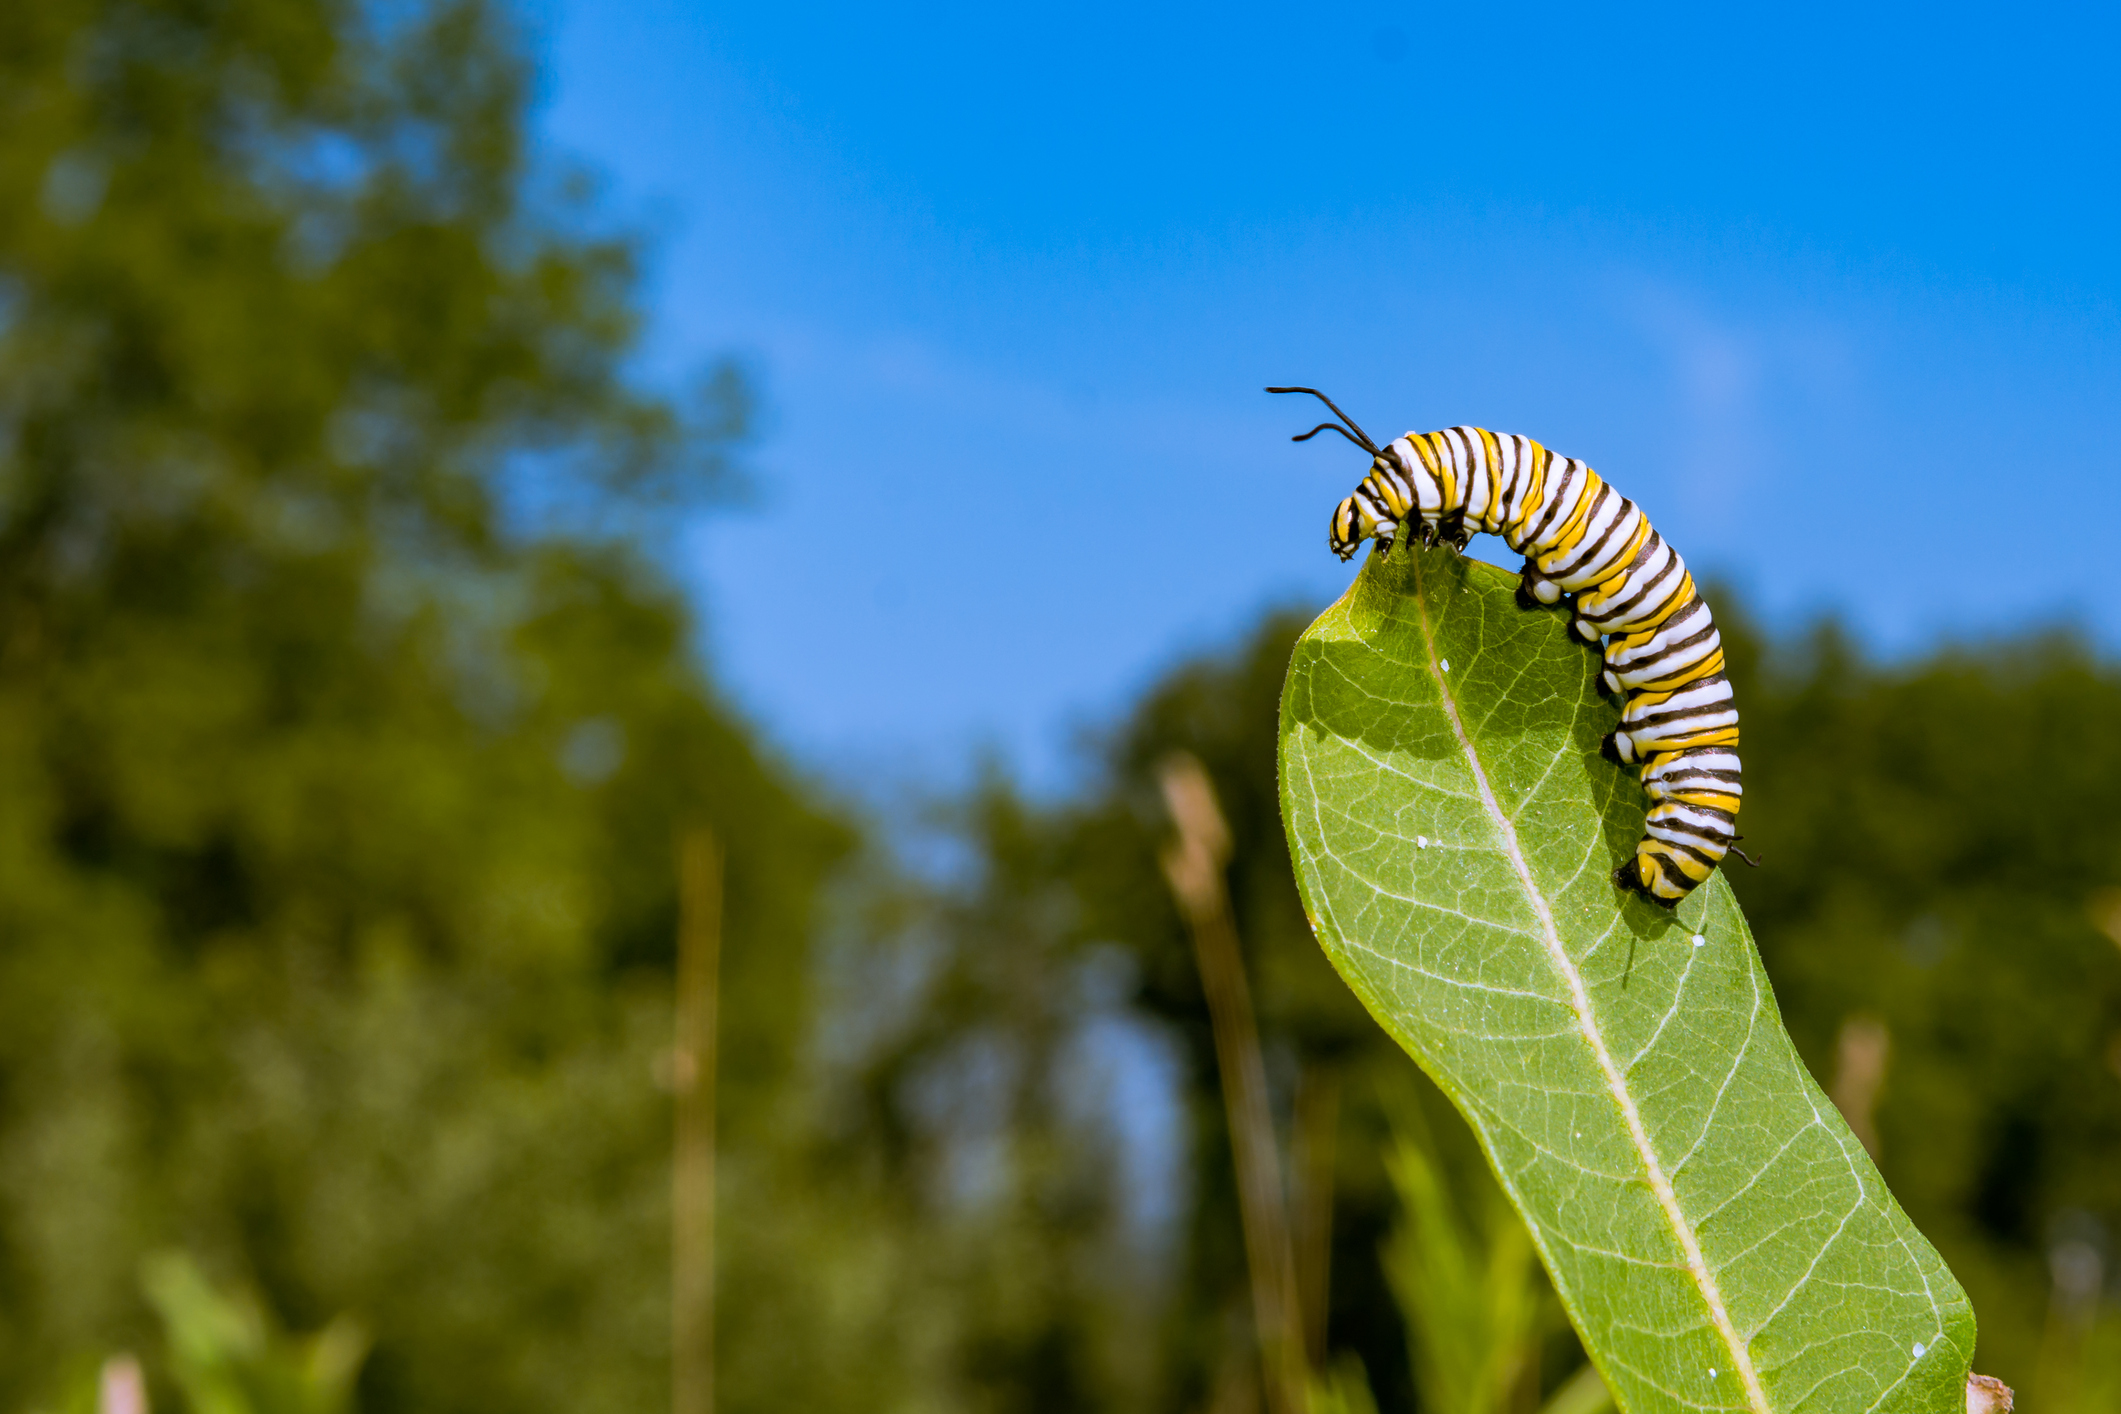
[674,828,724,1414]
[1160,753,1309,1414]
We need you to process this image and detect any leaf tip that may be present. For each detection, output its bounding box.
[1966,1373,2013,1413]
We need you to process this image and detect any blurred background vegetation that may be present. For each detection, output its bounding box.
[1,2,2118,1412]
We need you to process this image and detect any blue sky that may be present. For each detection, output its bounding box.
[534,1,2120,791]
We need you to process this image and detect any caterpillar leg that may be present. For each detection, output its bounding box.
[1516,559,1565,610]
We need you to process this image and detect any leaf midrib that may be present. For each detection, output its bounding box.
[1407,552,1772,1414]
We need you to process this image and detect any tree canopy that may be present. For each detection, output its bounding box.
[0,4,843,1410]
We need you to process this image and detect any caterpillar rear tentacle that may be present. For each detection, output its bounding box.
[1277,390,1742,909]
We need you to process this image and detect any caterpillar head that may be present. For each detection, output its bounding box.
[1328,493,1393,561]
[1328,496,1363,560]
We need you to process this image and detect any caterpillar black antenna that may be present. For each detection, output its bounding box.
[1265,386,1380,456]
[1293,421,1373,453]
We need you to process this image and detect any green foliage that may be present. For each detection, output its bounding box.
[1380,1095,1546,1414]
[1309,1355,1383,1414]
[2069,1311,2121,1413]
[1278,543,1972,1413]
[0,3,846,1412]
[142,1252,366,1414]
[27,1253,362,1414]
[797,785,1174,1413]
[1541,1365,1618,1414]
[1374,1082,1617,1414]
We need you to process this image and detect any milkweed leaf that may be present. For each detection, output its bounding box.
[1278,542,1974,1414]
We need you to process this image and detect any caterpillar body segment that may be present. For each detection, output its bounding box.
[1315,416,1740,907]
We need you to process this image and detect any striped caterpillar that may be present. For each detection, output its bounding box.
[1271,387,1746,907]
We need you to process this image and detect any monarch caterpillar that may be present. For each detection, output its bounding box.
[1270,386,1748,907]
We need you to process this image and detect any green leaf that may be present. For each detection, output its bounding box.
[1381,1101,1546,1414]
[1278,543,1975,1414]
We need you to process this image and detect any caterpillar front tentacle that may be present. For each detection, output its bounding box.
[1517,559,1565,607]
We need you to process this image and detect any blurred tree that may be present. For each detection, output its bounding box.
[808,784,1169,1413]
[0,3,852,1412]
